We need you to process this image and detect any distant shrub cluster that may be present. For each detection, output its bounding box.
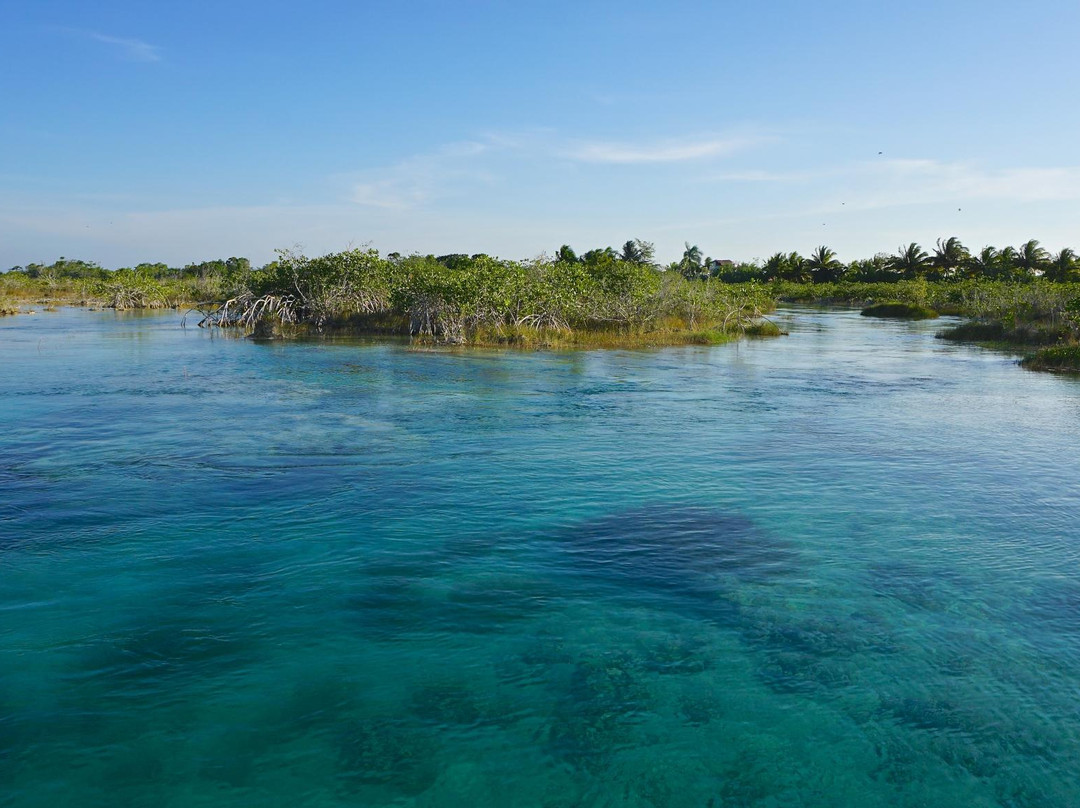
[0,256,252,310]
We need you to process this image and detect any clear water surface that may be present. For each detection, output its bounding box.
[2,307,1080,807]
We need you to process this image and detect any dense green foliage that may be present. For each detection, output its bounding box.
[703,237,1079,284]
[767,276,1080,366]
[199,248,776,346]
[860,302,938,320]
[1021,344,1080,373]
[0,255,251,310]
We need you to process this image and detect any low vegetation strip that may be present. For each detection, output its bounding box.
[1021,345,1080,373]
[196,249,779,347]
[860,302,938,319]
[4,235,1080,362]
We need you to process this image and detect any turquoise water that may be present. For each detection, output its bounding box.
[2,307,1080,807]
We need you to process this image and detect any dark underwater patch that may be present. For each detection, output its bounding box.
[344,577,436,640]
[543,650,651,772]
[334,716,438,796]
[638,630,713,675]
[1019,577,1080,634]
[434,575,555,635]
[678,689,724,726]
[870,691,1068,790]
[740,609,899,696]
[865,561,967,613]
[408,680,483,728]
[76,618,252,689]
[263,676,359,742]
[556,505,793,618]
[346,571,554,640]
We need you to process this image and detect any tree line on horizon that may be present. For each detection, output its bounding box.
[606,237,1078,284]
[5,236,1078,286]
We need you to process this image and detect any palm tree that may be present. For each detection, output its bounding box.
[620,240,643,263]
[556,244,579,263]
[996,246,1018,280]
[762,252,785,281]
[682,242,702,266]
[1015,239,1049,277]
[581,246,617,266]
[888,243,930,279]
[849,254,889,282]
[780,251,809,283]
[965,246,999,279]
[930,237,969,280]
[620,239,656,266]
[806,245,844,283]
[679,242,704,280]
[1046,248,1078,282]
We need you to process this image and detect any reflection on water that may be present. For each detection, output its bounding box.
[2,306,1080,806]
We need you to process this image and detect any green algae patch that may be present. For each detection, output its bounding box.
[860,302,938,319]
[1021,344,1080,373]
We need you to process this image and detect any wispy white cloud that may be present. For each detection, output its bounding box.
[348,140,494,209]
[707,168,820,183]
[869,159,1080,203]
[345,130,769,208]
[63,29,161,62]
[702,157,1080,206]
[564,136,765,164]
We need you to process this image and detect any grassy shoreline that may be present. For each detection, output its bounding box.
[770,279,1080,373]
[1020,344,1080,373]
[7,258,1080,368]
[250,311,785,349]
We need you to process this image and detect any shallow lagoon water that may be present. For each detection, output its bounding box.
[2,307,1080,806]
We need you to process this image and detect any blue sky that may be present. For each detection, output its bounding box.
[2,0,1079,268]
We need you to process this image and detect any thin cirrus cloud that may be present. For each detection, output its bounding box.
[348,132,764,208]
[875,159,1080,203]
[814,159,1080,212]
[350,141,494,209]
[564,135,767,164]
[60,28,162,62]
[706,158,1080,207]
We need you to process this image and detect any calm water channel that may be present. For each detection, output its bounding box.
[2,307,1080,807]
